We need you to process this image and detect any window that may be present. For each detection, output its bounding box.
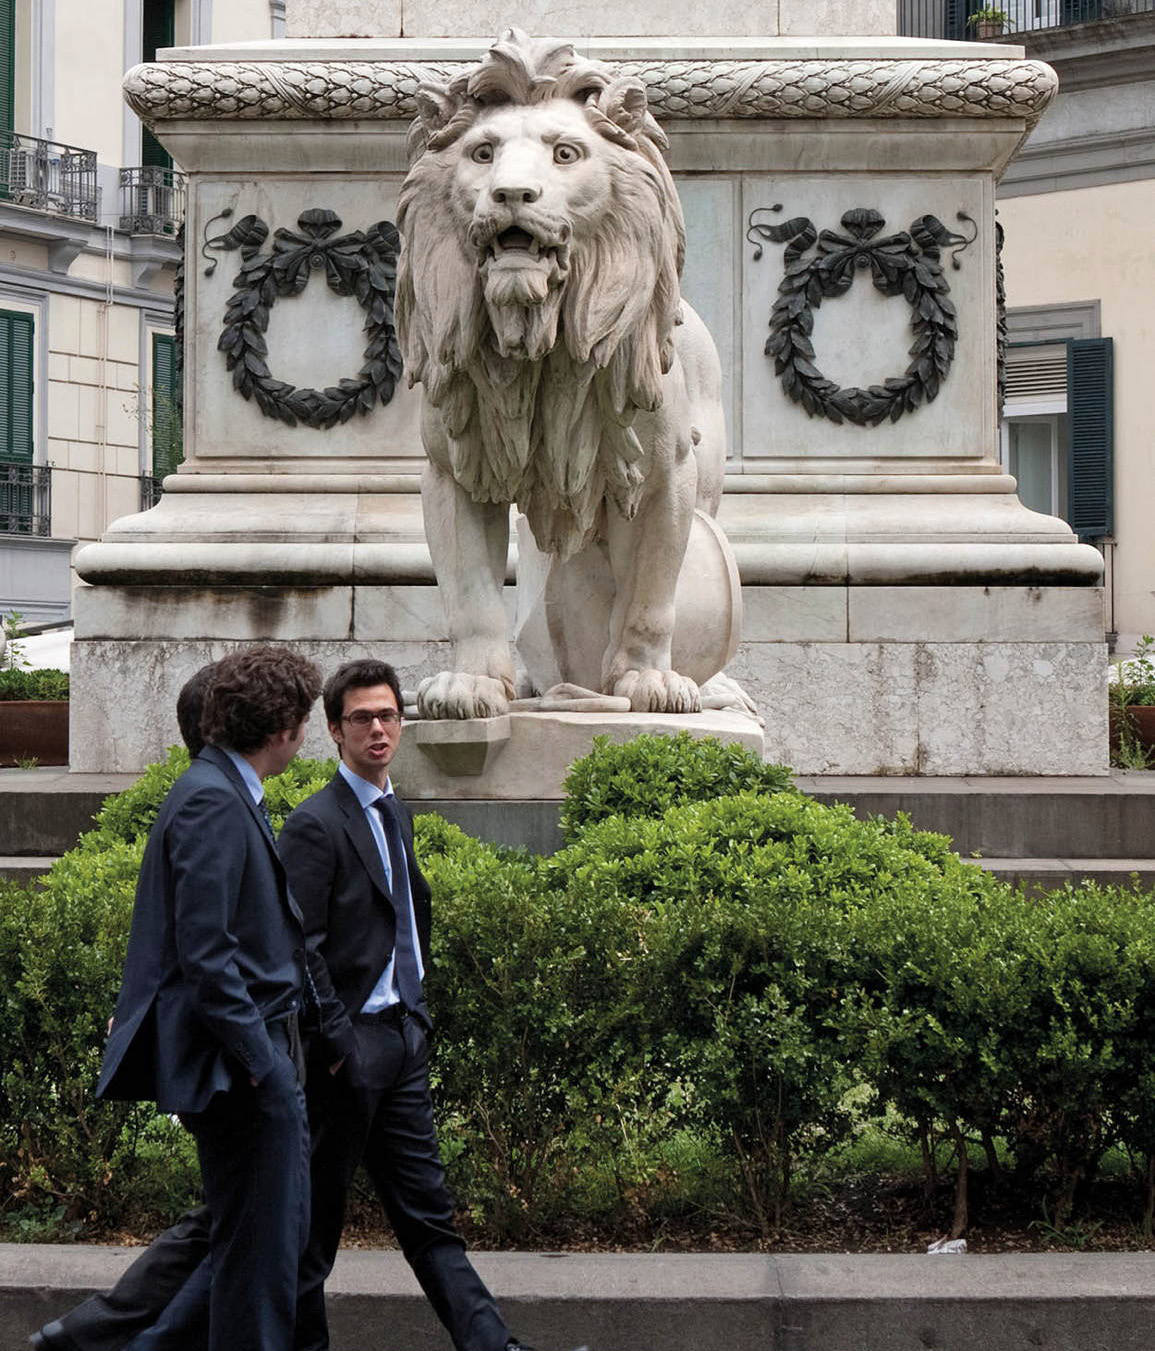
[0,0,13,137]
[151,331,182,479]
[1003,415,1068,518]
[0,307,34,465]
[0,306,47,535]
[141,0,175,171]
[1001,337,1113,541]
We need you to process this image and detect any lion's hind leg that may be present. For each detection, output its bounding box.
[600,418,703,716]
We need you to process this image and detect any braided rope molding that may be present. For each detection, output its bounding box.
[122,58,1058,125]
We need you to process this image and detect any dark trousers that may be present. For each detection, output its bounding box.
[41,1022,508,1351]
[46,1206,210,1351]
[297,1013,511,1351]
[177,1048,310,1351]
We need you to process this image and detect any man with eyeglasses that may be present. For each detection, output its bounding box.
[281,658,564,1351]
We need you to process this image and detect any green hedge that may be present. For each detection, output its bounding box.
[559,731,792,841]
[4,734,1155,1244]
[0,668,69,700]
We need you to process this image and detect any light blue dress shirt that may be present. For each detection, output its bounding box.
[223,748,264,807]
[338,761,425,1012]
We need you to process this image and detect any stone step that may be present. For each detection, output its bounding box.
[3,1245,1155,1351]
[0,856,56,884]
[0,768,135,857]
[6,768,1155,865]
[797,770,1155,860]
[975,858,1155,891]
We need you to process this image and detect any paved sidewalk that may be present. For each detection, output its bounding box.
[4,1245,1155,1351]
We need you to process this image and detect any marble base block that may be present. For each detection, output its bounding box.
[732,639,1106,777]
[69,583,1107,777]
[399,710,764,800]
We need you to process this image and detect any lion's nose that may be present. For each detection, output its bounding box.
[491,182,542,206]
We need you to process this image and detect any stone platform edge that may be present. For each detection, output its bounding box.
[4,1247,1155,1351]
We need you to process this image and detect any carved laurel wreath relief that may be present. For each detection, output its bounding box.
[204,207,403,430]
[748,206,975,427]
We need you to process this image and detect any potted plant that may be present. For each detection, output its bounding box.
[1109,634,1155,768]
[967,7,1011,38]
[0,613,70,767]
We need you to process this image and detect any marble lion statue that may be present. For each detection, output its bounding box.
[397,30,741,719]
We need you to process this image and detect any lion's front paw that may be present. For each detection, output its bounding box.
[612,669,701,714]
[417,672,511,720]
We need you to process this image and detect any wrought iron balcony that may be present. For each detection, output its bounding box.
[119,167,187,237]
[140,474,165,511]
[0,463,52,537]
[0,131,98,222]
[899,0,1154,39]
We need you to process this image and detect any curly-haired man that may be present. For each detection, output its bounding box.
[94,647,350,1351]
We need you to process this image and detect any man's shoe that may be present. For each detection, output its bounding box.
[506,1344,590,1351]
[30,1323,77,1351]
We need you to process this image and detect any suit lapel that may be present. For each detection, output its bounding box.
[330,772,393,906]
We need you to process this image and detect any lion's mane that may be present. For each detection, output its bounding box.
[396,31,686,558]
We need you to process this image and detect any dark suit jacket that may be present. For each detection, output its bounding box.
[96,746,348,1114]
[277,771,432,1027]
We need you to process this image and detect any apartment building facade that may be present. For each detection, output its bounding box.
[0,0,274,622]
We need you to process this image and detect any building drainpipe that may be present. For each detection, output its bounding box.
[270,1,286,40]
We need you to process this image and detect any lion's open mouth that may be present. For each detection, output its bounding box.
[494,227,539,255]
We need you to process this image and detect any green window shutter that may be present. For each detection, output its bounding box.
[141,0,175,169]
[1066,336,1114,541]
[151,332,182,478]
[0,308,35,464]
[1,0,14,136]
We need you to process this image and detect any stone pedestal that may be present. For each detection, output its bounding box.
[69,32,1107,775]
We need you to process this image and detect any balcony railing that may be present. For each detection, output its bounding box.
[0,131,98,222]
[899,0,1154,38]
[0,464,52,537]
[119,167,187,237]
[140,474,165,511]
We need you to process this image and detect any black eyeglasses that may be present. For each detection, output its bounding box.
[342,709,402,728]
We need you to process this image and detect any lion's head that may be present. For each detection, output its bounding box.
[397,30,686,558]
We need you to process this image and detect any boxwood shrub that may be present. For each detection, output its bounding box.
[6,733,1155,1243]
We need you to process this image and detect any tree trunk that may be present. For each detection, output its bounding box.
[950,1121,969,1239]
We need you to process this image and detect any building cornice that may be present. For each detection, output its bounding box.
[1019,14,1155,94]
[0,202,182,279]
[0,261,177,311]
[999,124,1155,197]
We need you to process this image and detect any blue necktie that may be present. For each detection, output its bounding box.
[373,795,423,1011]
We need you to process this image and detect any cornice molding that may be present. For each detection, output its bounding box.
[0,261,177,311]
[122,57,1058,126]
[999,125,1155,197]
[1019,13,1155,92]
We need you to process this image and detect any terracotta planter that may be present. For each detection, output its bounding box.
[1109,704,1155,762]
[975,21,1005,38]
[0,700,69,766]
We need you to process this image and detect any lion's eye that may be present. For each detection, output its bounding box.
[553,143,582,164]
[471,143,494,164]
